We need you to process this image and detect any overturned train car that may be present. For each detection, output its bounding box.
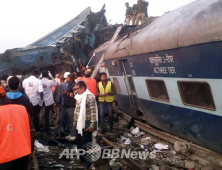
[0,6,108,76]
[102,0,222,154]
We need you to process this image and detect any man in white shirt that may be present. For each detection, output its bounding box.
[41,70,57,133]
[23,68,43,132]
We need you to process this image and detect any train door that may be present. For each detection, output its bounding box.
[121,60,143,118]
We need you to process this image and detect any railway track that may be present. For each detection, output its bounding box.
[112,108,222,169]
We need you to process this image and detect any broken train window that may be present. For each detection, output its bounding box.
[146,79,169,102]
[178,81,215,110]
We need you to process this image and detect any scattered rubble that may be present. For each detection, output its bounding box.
[34,140,50,152]
[28,112,217,170]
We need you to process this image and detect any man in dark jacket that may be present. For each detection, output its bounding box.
[6,76,36,152]
[7,76,34,118]
[62,73,77,139]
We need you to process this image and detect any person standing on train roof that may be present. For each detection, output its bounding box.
[132,3,138,25]
[0,86,31,170]
[76,70,97,97]
[135,0,149,25]
[97,72,116,133]
[22,68,43,132]
[125,2,133,25]
[40,70,57,134]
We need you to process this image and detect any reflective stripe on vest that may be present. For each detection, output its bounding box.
[98,81,114,102]
[0,104,31,164]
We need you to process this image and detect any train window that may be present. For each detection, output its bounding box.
[113,78,121,93]
[146,80,169,101]
[128,76,136,93]
[178,81,215,110]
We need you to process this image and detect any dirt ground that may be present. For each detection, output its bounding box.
[28,113,213,170]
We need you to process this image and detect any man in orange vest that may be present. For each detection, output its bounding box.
[0,86,31,170]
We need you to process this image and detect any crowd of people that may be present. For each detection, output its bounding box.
[125,0,149,25]
[0,67,116,169]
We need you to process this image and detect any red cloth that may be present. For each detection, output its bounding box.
[0,105,31,163]
[77,77,97,97]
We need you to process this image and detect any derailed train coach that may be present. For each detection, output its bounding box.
[103,0,222,154]
[0,46,63,75]
[0,6,108,76]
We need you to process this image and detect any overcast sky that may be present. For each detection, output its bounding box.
[0,0,195,53]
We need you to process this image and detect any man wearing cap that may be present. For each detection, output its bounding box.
[0,86,31,170]
[22,68,43,132]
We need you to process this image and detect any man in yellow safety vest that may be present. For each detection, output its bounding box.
[97,72,116,133]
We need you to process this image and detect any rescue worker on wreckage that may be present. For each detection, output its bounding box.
[0,86,35,170]
[135,0,149,25]
[125,2,133,25]
[132,3,138,25]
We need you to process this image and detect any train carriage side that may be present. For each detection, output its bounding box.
[104,0,222,154]
[88,41,140,118]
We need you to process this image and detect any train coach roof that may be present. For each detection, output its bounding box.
[105,0,222,60]
[96,41,110,53]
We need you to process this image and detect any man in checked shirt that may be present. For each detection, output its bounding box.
[74,81,98,169]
